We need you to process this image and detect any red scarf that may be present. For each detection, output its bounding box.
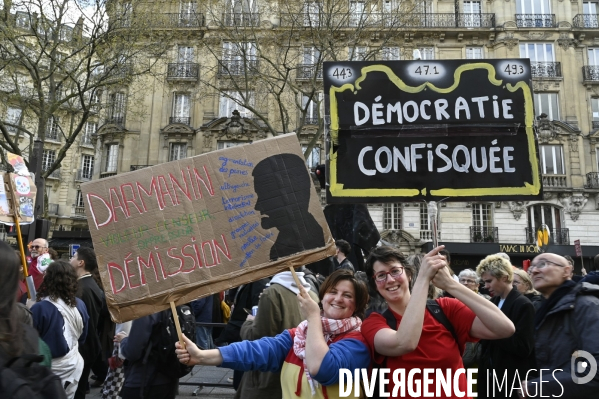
[293,314,362,395]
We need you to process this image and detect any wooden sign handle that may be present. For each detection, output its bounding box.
[289,267,304,292]
[169,301,186,350]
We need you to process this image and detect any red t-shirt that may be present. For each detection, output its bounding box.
[361,298,478,399]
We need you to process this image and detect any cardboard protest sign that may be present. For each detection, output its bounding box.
[324,59,542,203]
[0,153,37,225]
[81,134,335,323]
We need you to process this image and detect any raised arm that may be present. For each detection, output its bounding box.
[432,267,515,339]
[374,246,449,357]
[298,286,329,376]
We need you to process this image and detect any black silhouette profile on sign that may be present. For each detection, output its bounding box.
[252,154,325,260]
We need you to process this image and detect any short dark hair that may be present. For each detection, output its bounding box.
[365,246,413,295]
[439,249,451,265]
[593,254,599,272]
[318,269,369,319]
[335,239,351,256]
[76,247,103,290]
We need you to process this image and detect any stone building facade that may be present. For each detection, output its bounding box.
[6,1,599,268]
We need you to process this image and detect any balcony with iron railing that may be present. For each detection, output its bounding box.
[48,203,59,216]
[222,12,260,27]
[130,165,152,171]
[296,65,323,81]
[542,174,567,188]
[71,205,86,218]
[470,226,499,243]
[105,115,125,125]
[585,172,599,188]
[304,116,319,125]
[530,62,561,78]
[279,12,495,28]
[526,227,569,245]
[167,63,199,80]
[573,14,599,28]
[159,13,205,28]
[515,14,556,28]
[401,13,496,28]
[76,169,93,182]
[582,66,599,82]
[169,116,191,125]
[218,59,259,76]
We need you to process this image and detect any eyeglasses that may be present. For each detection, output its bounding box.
[459,279,477,284]
[373,267,404,282]
[529,260,565,271]
[29,245,47,250]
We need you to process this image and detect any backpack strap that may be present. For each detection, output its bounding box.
[425,299,462,353]
[381,308,395,330]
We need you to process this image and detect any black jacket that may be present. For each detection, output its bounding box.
[120,312,174,388]
[478,288,537,399]
[528,282,599,398]
[77,275,103,364]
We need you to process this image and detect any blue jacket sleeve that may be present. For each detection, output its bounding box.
[31,301,69,358]
[313,338,371,386]
[76,298,90,345]
[120,314,157,362]
[219,330,292,373]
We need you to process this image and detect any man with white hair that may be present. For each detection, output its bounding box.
[28,237,50,290]
[525,253,599,398]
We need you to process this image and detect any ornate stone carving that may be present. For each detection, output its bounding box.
[506,201,528,220]
[543,192,554,200]
[559,193,589,221]
[569,134,579,152]
[523,31,550,41]
[198,111,269,152]
[536,114,558,143]
[557,32,577,51]
[223,110,245,139]
[502,32,518,51]
[532,81,550,92]
[379,229,422,253]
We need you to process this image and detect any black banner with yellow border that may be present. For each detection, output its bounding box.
[324,59,542,203]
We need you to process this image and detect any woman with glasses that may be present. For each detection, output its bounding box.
[512,268,543,311]
[174,269,371,399]
[361,245,515,398]
[458,269,491,300]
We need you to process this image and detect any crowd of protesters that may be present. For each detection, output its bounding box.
[2,234,599,399]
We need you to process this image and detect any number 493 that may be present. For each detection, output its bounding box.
[504,64,524,75]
